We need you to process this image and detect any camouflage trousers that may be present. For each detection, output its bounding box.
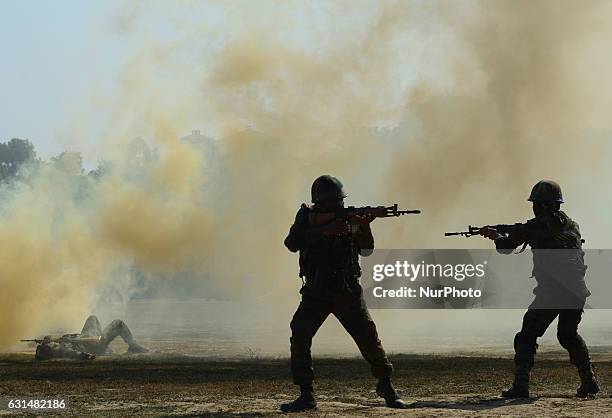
[81,315,137,355]
[289,295,393,386]
[514,306,590,368]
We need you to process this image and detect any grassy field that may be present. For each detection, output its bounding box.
[0,352,610,417]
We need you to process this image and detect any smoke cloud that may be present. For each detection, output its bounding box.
[3,0,612,349]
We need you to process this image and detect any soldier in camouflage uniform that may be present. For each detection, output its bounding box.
[479,180,599,398]
[280,175,406,412]
[34,315,148,360]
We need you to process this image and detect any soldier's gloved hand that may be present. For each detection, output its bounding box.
[479,227,500,240]
[322,220,351,237]
[354,213,376,226]
[79,352,96,360]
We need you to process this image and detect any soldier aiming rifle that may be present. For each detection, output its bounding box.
[281,174,420,412]
[445,180,599,398]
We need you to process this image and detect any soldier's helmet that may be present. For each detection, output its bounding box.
[35,343,54,361]
[528,180,563,203]
[311,175,347,204]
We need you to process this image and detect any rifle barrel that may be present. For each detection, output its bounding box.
[383,209,421,217]
[444,231,473,237]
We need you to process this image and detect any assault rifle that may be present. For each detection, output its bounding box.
[444,223,526,237]
[310,204,420,226]
[21,334,102,345]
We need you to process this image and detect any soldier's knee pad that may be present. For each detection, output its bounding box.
[289,320,314,342]
[289,335,312,352]
[290,316,318,334]
[289,319,303,334]
[557,331,583,350]
[110,320,126,329]
[358,319,380,342]
[514,332,537,350]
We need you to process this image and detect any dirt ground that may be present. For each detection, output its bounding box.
[0,352,610,417]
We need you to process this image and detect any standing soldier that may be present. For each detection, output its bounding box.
[478,180,599,398]
[280,175,406,412]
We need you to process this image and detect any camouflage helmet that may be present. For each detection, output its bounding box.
[35,343,53,361]
[311,175,347,203]
[528,180,563,203]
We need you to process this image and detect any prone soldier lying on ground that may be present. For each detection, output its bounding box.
[25,315,148,361]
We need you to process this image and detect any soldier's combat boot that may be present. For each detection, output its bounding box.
[280,384,317,412]
[576,363,599,398]
[501,364,530,399]
[376,378,407,409]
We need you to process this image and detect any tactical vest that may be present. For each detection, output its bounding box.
[527,211,589,301]
[527,211,582,250]
[298,209,362,296]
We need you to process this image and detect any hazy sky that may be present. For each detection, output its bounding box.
[1,1,239,164]
[0,1,128,159]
